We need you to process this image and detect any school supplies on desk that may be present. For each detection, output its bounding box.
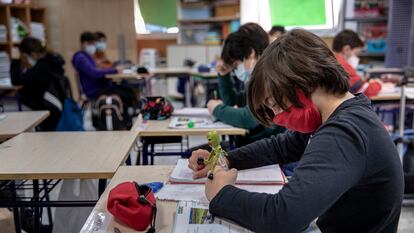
[169,117,233,129]
[169,159,287,185]
[172,201,253,233]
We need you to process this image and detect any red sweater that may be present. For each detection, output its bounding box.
[335,53,381,97]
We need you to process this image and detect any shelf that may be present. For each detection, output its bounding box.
[344,17,388,23]
[178,16,239,23]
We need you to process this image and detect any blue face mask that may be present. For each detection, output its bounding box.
[234,62,252,82]
[96,42,107,51]
[85,45,96,55]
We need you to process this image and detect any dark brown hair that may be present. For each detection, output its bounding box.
[332,29,364,52]
[221,23,269,66]
[247,29,349,126]
[19,37,46,55]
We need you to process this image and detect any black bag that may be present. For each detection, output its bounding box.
[403,142,414,193]
[41,73,73,131]
[141,96,173,120]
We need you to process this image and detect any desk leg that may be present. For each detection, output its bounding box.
[43,179,53,228]
[16,93,22,111]
[142,139,149,165]
[10,181,22,233]
[33,180,40,233]
[229,136,235,150]
[98,179,107,197]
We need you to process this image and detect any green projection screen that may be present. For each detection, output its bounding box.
[269,0,327,26]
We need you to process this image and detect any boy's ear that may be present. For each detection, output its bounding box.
[248,49,256,60]
[342,45,352,55]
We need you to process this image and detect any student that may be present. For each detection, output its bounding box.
[268,25,285,42]
[72,31,118,99]
[207,23,285,147]
[10,37,66,130]
[94,31,113,69]
[333,29,382,97]
[189,29,403,232]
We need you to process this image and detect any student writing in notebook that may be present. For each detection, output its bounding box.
[207,23,285,147]
[189,29,403,233]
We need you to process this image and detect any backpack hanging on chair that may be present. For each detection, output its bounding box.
[93,94,127,130]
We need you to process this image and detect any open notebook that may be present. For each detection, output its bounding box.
[169,159,287,185]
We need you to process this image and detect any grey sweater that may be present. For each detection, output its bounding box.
[210,94,403,233]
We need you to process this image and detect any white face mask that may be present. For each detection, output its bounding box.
[27,56,37,66]
[85,45,96,55]
[234,61,252,82]
[347,55,360,69]
[96,42,107,51]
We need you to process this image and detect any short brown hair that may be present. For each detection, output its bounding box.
[332,29,364,52]
[247,29,349,126]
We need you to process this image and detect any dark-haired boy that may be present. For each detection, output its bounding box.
[72,31,118,99]
[333,29,382,97]
[206,23,285,150]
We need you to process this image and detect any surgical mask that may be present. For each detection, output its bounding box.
[27,56,36,66]
[96,42,107,51]
[347,55,360,69]
[85,45,96,55]
[234,62,252,82]
[272,91,322,133]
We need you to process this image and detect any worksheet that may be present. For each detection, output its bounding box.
[169,159,286,185]
[156,183,283,203]
[172,201,253,233]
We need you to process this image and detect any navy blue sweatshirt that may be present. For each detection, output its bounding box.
[210,94,403,233]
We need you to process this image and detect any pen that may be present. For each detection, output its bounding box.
[197,157,204,166]
[213,90,218,100]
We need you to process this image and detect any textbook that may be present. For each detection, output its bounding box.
[172,201,253,233]
[169,159,287,185]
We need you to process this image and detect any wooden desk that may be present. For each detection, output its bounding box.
[106,73,147,81]
[136,119,246,137]
[371,94,401,101]
[82,166,176,233]
[0,131,138,180]
[0,84,22,91]
[0,111,49,141]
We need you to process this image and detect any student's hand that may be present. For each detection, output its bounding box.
[116,66,124,74]
[216,59,233,76]
[207,99,223,114]
[205,166,238,201]
[188,149,211,179]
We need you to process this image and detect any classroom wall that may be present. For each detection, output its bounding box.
[32,0,137,100]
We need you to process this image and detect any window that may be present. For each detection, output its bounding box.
[241,0,343,33]
[134,0,178,34]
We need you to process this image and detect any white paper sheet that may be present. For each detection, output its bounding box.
[169,116,233,129]
[169,159,286,185]
[172,108,211,117]
[156,183,283,203]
